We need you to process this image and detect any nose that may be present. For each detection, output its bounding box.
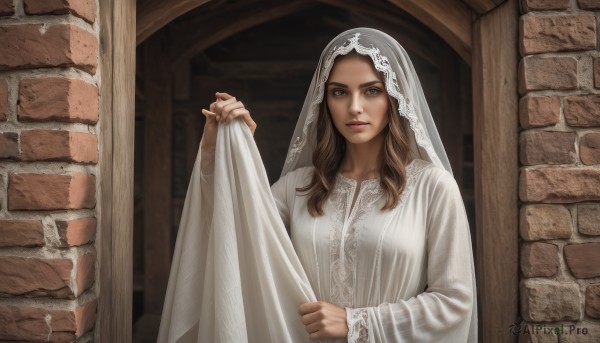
[349,92,363,115]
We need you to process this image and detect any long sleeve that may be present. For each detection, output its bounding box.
[270,177,290,232]
[346,170,475,343]
[269,166,313,234]
[199,139,215,226]
[199,140,215,184]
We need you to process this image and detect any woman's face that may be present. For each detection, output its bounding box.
[326,54,389,146]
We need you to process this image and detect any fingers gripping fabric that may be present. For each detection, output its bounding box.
[158,120,317,343]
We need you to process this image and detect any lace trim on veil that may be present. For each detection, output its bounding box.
[284,32,441,169]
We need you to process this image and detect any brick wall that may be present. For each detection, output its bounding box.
[0,0,99,342]
[519,0,600,340]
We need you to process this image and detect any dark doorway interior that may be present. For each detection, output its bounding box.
[132,1,473,341]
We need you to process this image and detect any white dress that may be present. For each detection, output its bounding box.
[270,159,475,343]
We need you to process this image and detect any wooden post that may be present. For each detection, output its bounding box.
[472,0,519,341]
[136,31,173,339]
[98,0,136,341]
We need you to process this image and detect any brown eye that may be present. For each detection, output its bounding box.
[331,89,345,96]
[366,88,381,96]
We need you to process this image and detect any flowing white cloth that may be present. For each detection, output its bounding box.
[157,120,318,343]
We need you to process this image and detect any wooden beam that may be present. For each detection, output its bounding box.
[387,0,473,63]
[137,0,209,44]
[169,0,317,66]
[461,0,506,16]
[317,0,448,65]
[97,0,136,341]
[348,12,445,66]
[472,0,518,341]
[142,32,173,316]
[208,60,317,79]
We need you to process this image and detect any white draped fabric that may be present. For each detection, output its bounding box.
[157,121,318,343]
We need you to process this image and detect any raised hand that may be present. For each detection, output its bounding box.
[201,92,257,135]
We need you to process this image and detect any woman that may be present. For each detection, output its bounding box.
[160,28,477,343]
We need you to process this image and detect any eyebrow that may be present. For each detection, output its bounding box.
[327,80,383,88]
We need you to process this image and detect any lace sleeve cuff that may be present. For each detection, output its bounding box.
[345,307,369,343]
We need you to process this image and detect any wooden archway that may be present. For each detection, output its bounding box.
[138,0,477,61]
[98,0,518,342]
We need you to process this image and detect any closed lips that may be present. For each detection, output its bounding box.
[347,121,368,125]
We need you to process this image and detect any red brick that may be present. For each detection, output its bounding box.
[519,56,577,94]
[0,256,73,298]
[0,24,97,73]
[56,217,96,247]
[586,284,600,319]
[0,132,18,159]
[50,299,97,338]
[564,95,600,127]
[21,130,98,163]
[521,242,559,277]
[8,173,96,210]
[24,0,96,23]
[0,305,49,341]
[520,167,600,203]
[0,0,14,16]
[0,219,44,247]
[18,78,98,124]
[523,0,571,11]
[521,14,596,54]
[579,203,600,236]
[519,96,561,128]
[521,279,581,322]
[520,131,576,165]
[580,132,600,165]
[564,242,600,278]
[0,78,7,120]
[579,0,600,9]
[76,252,95,295]
[520,204,573,240]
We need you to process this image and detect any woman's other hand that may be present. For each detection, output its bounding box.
[299,301,348,340]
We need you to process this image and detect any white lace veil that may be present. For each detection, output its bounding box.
[281,27,452,179]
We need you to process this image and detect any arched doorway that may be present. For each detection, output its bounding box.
[98,1,518,342]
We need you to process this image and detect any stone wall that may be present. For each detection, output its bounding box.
[0,0,99,341]
[519,0,600,341]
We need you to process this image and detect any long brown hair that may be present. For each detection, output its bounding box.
[296,64,412,217]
